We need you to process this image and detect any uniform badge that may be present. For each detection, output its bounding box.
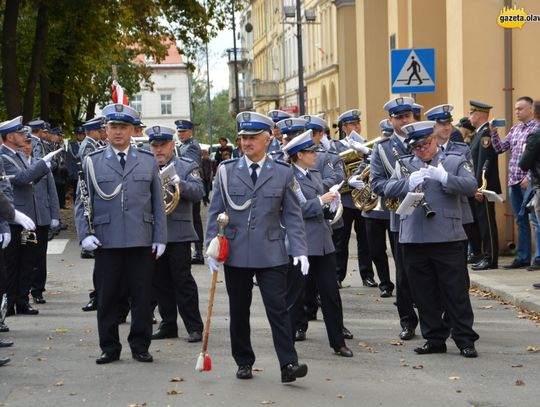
[115,104,124,112]
[191,169,201,178]
[285,119,293,127]
[463,161,473,173]
[327,161,334,170]
[152,125,160,134]
[481,136,491,149]
[396,97,403,105]
[242,112,251,121]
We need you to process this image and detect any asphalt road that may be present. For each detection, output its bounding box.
[1,208,540,407]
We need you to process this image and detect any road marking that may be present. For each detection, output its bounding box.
[47,239,69,254]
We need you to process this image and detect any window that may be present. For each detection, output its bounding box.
[160,94,172,115]
[130,94,142,113]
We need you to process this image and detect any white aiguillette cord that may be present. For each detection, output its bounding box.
[218,163,251,211]
[85,155,122,200]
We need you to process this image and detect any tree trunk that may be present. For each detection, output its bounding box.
[86,100,97,120]
[23,0,49,122]
[1,0,22,117]
[40,73,50,120]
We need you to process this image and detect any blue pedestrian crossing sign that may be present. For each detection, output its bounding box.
[391,48,435,94]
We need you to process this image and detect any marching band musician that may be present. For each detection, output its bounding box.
[0,116,61,316]
[205,111,309,384]
[147,125,205,344]
[268,117,308,161]
[267,110,291,153]
[383,121,479,358]
[74,103,166,364]
[283,130,353,358]
[370,97,419,341]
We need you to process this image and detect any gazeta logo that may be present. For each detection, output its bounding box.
[497,3,540,28]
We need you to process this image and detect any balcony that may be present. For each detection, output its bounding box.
[252,80,279,101]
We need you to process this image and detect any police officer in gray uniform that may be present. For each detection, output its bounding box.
[147,125,205,343]
[205,111,309,384]
[66,126,85,196]
[384,121,479,358]
[0,116,60,315]
[75,103,167,364]
[267,110,291,153]
[27,119,46,160]
[370,97,419,340]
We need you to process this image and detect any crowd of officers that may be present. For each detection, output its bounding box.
[0,95,510,379]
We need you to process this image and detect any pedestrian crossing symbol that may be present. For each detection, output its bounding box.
[391,48,435,93]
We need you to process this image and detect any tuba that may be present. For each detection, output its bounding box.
[160,162,181,215]
[351,163,379,211]
[338,137,381,194]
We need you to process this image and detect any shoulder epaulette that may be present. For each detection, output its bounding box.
[401,154,414,159]
[88,149,104,157]
[378,137,391,144]
[136,148,154,157]
[222,158,239,165]
[444,151,461,156]
[453,141,467,146]
[179,156,193,163]
[326,149,338,155]
[275,159,290,167]
[310,168,320,173]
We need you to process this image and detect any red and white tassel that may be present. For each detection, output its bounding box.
[195,352,204,372]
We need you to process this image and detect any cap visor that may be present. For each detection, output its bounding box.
[239,129,264,136]
[107,119,132,125]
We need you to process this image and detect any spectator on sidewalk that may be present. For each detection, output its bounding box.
[214,137,232,165]
[490,96,540,270]
[200,149,212,206]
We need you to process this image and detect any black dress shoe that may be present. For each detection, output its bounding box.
[380,289,393,298]
[236,365,253,379]
[132,351,153,363]
[342,326,353,340]
[294,329,306,342]
[281,362,308,383]
[471,259,497,271]
[187,331,202,343]
[527,261,540,271]
[502,259,529,269]
[0,356,10,367]
[152,329,178,340]
[0,339,14,348]
[80,249,94,259]
[460,346,478,358]
[33,295,46,304]
[414,342,447,354]
[533,282,540,289]
[82,298,97,312]
[399,327,416,341]
[362,277,378,288]
[334,345,353,357]
[16,304,39,315]
[95,352,120,364]
[0,323,9,333]
[191,256,205,265]
[467,254,482,264]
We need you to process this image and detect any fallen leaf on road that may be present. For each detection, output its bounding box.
[412,365,423,369]
[54,381,64,386]
[170,377,185,382]
[127,404,146,407]
[389,340,403,346]
[358,341,369,348]
[37,357,47,362]
[166,342,174,346]
[526,346,539,352]
[55,328,69,334]
[515,379,525,386]
[167,389,182,395]
[260,401,274,405]
[206,393,214,396]
[337,394,345,399]
[448,376,460,381]
[399,357,406,362]
[253,367,264,372]
[479,305,493,309]
[83,329,92,334]
[511,364,523,368]
[69,393,76,396]
[325,378,332,381]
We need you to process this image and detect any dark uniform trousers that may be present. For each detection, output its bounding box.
[390,231,418,330]
[94,247,154,354]
[334,205,374,282]
[403,242,479,349]
[287,253,345,349]
[473,199,499,267]
[364,218,394,292]
[30,225,50,297]
[153,242,203,334]
[4,225,35,308]
[224,264,297,368]
[192,201,203,249]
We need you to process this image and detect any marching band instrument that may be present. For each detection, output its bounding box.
[478,160,488,193]
[351,162,379,211]
[338,137,381,194]
[21,229,38,245]
[392,147,435,218]
[77,162,95,234]
[159,162,181,215]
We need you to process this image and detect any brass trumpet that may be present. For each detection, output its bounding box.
[338,137,381,194]
[21,229,38,245]
[160,162,181,215]
[351,163,379,211]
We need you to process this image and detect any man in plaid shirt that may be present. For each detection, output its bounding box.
[491,96,540,270]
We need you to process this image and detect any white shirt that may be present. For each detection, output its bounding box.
[244,155,266,178]
[111,146,130,163]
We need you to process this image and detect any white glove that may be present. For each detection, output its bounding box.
[81,235,101,251]
[13,210,35,230]
[329,183,342,212]
[50,219,60,228]
[293,255,310,276]
[348,139,371,155]
[409,169,428,191]
[208,256,220,275]
[1,233,11,249]
[348,175,365,190]
[170,174,180,185]
[152,243,166,259]
[320,135,331,150]
[425,164,448,185]
[42,148,63,163]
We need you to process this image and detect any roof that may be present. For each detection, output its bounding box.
[133,40,185,68]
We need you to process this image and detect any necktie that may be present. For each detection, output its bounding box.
[306,171,312,181]
[250,163,259,185]
[118,152,126,170]
[440,145,445,152]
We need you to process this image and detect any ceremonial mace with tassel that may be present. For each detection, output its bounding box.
[195,212,229,372]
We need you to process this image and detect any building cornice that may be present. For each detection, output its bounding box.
[332,0,355,9]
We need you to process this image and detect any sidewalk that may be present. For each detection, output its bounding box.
[469,259,540,313]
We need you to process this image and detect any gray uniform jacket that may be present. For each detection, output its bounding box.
[315,147,341,191]
[370,134,410,232]
[31,157,60,226]
[384,151,477,244]
[445,141,474,225]
[178,138,201,166]
[293,166,335,256]
[0,145,49,225]
[267,137,281,153]
[31,135,45,159]
[165,156,205,243]
[205,157,307,268]
[66,141,80,180]
[74,146,167,248]
[78,136,98,161]
[0,159,14,231]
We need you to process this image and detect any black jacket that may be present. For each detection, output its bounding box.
[519,127,540,189]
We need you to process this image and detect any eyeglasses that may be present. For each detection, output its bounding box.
[412,138,433,151]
